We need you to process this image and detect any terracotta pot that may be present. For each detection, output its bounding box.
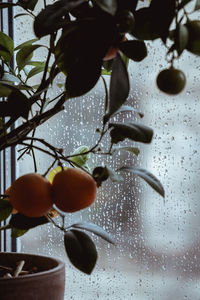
[0,252,65,300]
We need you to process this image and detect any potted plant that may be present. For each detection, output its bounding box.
[0,0,198,298]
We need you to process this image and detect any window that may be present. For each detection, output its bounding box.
[4,0,200,299]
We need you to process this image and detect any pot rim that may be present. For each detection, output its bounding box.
[0,252,65,281]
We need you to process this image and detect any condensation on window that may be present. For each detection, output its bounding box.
[15,1,200,299]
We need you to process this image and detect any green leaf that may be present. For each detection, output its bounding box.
[26,66,45,80]
[0,31,14,62]
[11,227,28,238]
[109,122,153,144]
[0,102,13,117]
[113,104,144,118]
[69,146,90,167]
[64,229,97,274]
[2,73,21,84]
[112,146,140,156]
[7,90,31,119]
[101,69,111,75]
[151,0,176,43]
[60,18,116,97]
[34,0,85,38]
[71,222,115,244]
[118,167,165,197]
[174,24,189,56]
[15,38,39,51]
[0,84,12,97]
[9,213,49,230]
[16,44,43,71]
[26,61,46,67]
[0,199,12,221]
[104,53,130,123]
[95,0,117,15]
[119,40,147,62]
[18,0,38,11]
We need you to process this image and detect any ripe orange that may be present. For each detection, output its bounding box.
[9,173,53,217]
[51,168,97,212]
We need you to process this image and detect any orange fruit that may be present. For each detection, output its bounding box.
[51,168,97,212]
[9,173,53,217]
[4,187,18,214]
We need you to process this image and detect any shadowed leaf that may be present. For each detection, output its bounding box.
[9,213,49,230]
[34,0,86,38]
[16,44,43,71]
[64,229,97,274]
[95,0,117,15]
[104,53,130,123]
[118,167,165,197]
[112,146,140,156]
[109,122,153,144]
[0,31,14,62]
[119,40,147,62]
[72,222,115,244]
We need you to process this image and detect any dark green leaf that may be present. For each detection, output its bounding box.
[0,84,12,97]
[109,122,153,144]
[71,222,115,244]
[116,0,138,13]
[7,90,31,119]
[60,18,116,97]
[9,213,49,230]
[11,227,28,238]
[16,45,43,71]
[0,31,14,62]
[95,0,117,15]
[64,229,97,274]
[18,0,38,11]
[119,40,147,62]
[174,24,189,56]
[113,104,144,118]
[118,167,165,197]
[131,8,161,40]
[26,61,46,67]
[0,102,13,117]
[26,66,45,80]
[15,38,39,51]
[34,0,86,38]
[0,199,12,221]
[149,0,176,43]
[112,145,140,156]
[104,53,130,123]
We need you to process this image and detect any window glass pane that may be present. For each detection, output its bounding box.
[14,1,200,299]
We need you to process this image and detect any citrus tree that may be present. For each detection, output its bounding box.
[0,0,198,274]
